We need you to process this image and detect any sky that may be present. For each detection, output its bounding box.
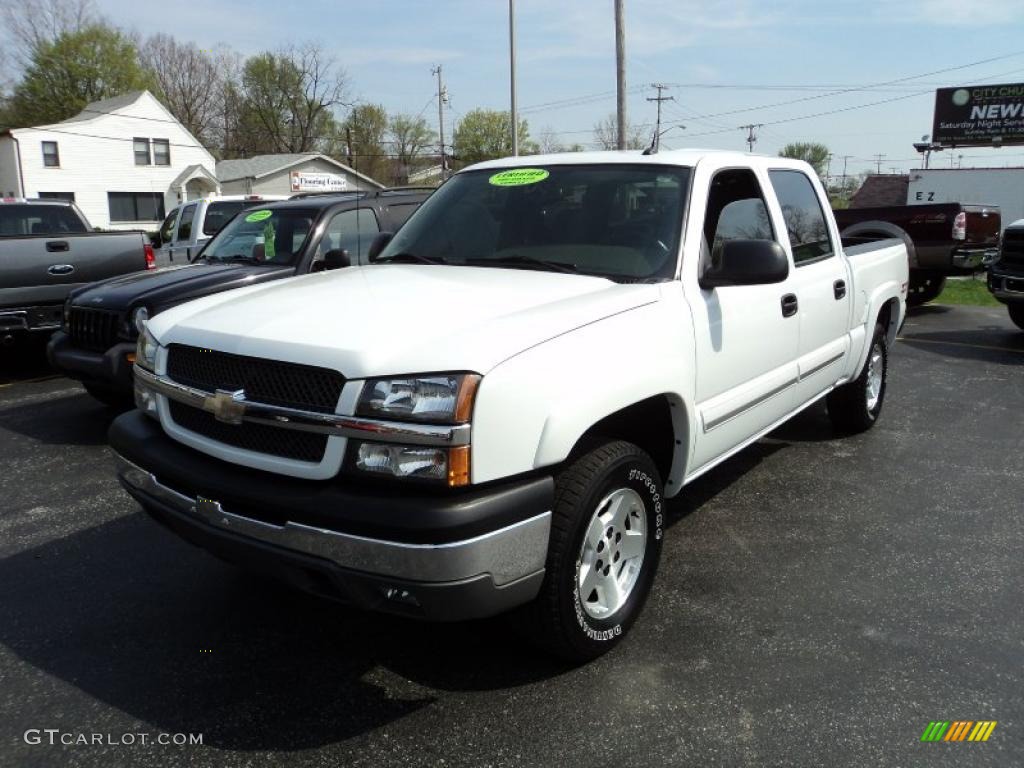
[98,0,1024,177]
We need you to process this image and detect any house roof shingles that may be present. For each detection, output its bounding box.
[850,174,909,208]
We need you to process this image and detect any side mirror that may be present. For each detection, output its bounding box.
[323,248,351,270]
[150,233,162,248]
[367,231,394,262]
[700,239,789,288]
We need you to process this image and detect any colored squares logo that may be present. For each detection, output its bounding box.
[921,721,997,742]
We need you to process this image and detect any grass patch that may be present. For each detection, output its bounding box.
[934,276,1001,307]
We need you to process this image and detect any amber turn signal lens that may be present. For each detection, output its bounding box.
[447,445,471,487]
[126,352,136,363]
[455,375,481,423]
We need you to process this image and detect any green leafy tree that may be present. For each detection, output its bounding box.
[235,44,348,155]
[342,103,388,182]
[453,109,531,166]
[779,142,831,178]
[6,24,154,126]
[388,113,435,184]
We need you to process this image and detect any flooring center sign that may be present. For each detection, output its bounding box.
[932,82,1024,147]
[290,171,347,192]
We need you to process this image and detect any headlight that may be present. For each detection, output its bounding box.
[132,306,149,334]
[135,327,159,372]
[353,442,470,486]
[356,374,480,423]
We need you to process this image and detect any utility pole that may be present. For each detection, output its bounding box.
[345,127,354,170]
[432,65,447,180]
[646,84,674,152]
[873,153,885,174]
[840,155,852,188]
[740,123,762,153]
[509,0,518,156]
[825,153,833,188]
[614,0,626,150]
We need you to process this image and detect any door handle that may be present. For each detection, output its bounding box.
[834,279,847,299]
[781,293,798,318]
[47,264,75,276]
[45,240,69,252]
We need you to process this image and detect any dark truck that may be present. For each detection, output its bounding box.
[834,203,1000,305]
[1,198,154,347]
[987,219,1024,331]
[48,188,429,405]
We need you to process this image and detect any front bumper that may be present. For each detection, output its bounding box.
[110,411,553,620]
[0,305,64,334]
[47,331,136,391]
[987,266,1024,304]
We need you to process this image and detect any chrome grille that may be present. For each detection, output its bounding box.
[68,308,121,352]
[165,344,345,414]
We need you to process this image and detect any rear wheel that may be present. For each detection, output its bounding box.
[1008,303,1024,331]
[827,322,888,434]
[906,271,946,306]
[520,440,664,662]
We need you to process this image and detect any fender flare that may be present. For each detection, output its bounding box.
[841,220,918,270]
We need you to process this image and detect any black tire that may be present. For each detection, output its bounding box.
[906,272,946,307]
[519,439,665,662]
[827,322,888,434]
[1008,303,1024,331]
[83,382,133,410]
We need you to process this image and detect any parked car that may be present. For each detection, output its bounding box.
[834,203,1000,305]
[153,195,289,266]
[48,188,429,405]
[987,219,1024,331]
[1,198,154,348]
[110,151,907,661]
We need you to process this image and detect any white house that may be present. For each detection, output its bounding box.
[0,90,218,230]
[216,153,383,197]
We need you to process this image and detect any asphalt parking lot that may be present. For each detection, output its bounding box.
[0,305,1021,767]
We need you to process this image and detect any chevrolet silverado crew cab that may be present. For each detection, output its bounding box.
[49,189,428,405]
[1,198,154,347]
[110,151,908,661]
[988,219,1024,331]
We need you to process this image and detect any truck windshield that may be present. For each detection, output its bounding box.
[377,164,691,280]
[0,205,88,236]
[200,208,314,265]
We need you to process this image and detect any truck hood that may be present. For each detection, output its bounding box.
[69,262,293,314]
[150,265,661,377]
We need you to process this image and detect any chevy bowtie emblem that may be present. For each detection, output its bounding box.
[203,388,247,425]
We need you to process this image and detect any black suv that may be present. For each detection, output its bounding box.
[48,188,431,404]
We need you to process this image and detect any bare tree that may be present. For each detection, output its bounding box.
[140,35,229,147]
[388,113,435,184]
[537,125,565,154]
[0,0,96,65]
[593,113,646,150]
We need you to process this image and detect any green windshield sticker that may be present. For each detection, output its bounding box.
[245,209,272,223]
[488,168,550,187]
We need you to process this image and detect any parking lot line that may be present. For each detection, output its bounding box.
[897,336,1024,355]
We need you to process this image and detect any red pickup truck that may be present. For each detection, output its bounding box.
[834,203,1000,305]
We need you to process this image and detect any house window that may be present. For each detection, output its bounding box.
[134,138,151,165]
[108,192,166,222]
[153,139,170,166]
[42,141,60,167]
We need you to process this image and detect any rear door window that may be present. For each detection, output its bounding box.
[768,170,834,264]
[202,201,247,236]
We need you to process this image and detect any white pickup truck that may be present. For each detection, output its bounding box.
[110,150,908,661]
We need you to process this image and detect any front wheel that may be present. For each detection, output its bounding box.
[520,440,665,662]
[827,323,888,434]
[1008,303,1024,331]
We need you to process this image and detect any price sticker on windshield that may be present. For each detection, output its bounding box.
[245,210,273,223]
[488,168,550,187]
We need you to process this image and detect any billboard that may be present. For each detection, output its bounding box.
[932,83,1024,147]
[289,171,347,192]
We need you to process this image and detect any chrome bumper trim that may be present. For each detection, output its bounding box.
[115,453,550,586]
[134,366,470,447]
